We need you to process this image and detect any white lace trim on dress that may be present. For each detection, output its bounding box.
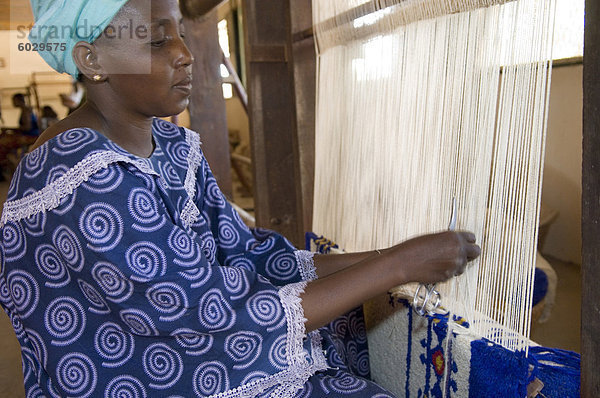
[294,250,318,281]
[0,150,158,226]
[207,281,328,398]
[180,128,203,229]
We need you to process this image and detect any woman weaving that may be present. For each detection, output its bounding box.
[0,0,480,397]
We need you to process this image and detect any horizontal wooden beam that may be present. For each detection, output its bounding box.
[180,0,226,18]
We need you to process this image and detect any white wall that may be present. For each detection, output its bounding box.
[540,63,582,265]
[225,95,249,145]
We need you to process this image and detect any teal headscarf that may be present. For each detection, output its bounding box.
[29,0,130,78]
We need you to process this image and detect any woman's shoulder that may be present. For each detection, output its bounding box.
[29,112,95,152]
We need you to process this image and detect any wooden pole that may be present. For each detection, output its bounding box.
[242,0,305,246]
[183,10,233,198]
[582,0,600,396]
[289,0,316,235]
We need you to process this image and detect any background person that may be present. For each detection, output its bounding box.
[0,93,40,180]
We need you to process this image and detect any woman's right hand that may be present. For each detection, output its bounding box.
[387,231,481,285]
[301,230,481,332]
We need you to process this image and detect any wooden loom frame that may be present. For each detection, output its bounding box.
[236,0,598,394]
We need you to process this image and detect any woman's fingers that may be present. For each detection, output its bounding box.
[466,242,481,261]
[457,231,481,262]
[392,230,482,284]
[451,232,481,278]
[461,231,477,243]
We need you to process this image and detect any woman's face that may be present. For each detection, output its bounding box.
[94,0,193,117]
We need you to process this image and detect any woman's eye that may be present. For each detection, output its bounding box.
[151,36,172,47]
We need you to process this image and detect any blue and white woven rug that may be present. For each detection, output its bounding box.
[307,233,580,398]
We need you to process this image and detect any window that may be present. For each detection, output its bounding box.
[218,19,233,99]
[553,0,584,60]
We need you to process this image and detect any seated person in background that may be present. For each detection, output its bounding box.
[0,0,481,397]
[0,93,40,180]
[11,93,39,137]
[39,105,59,131]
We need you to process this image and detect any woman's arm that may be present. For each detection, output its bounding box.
[313,250,383,278]
[302,230,480,332]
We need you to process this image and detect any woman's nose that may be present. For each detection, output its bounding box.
[175,38,194,69]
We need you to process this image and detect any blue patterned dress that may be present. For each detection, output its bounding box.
[0,119,395,397]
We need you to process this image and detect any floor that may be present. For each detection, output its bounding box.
[0,177,582,396]
[530,256,582,352]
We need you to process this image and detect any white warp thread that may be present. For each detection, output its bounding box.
[312,0,556,354]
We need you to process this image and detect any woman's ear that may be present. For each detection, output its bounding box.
[72,41,106,82]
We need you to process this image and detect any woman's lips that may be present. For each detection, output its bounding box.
[173,77,192,93]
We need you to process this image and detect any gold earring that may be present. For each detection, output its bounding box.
[93,74,102,81]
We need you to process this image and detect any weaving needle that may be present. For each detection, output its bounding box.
[413,197,457,316]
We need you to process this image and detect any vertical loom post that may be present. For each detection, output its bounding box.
[582,0,600,395]
[290,0,317,234]
[242,0,306,246]
[183,10,233,198]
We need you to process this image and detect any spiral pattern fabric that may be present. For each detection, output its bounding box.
[171,328,213,356]
[125,241,167,281]
[120,309,158,336]
[23,206,46,237]
[23,144,47,179]
[220,266,250,300]
[82,165,124,194]
[35,244,70,288]
[26,329,48,369]
[198,288,236,332]
[105,375,147,398]
[143,343,183,389]
[321,371,368,394]
[0,118,393,397]
[193,361,230,396]
[265,249,297,280]
[92,262,133,303]
[268,334,288,370]
[44,296,86,346]
[79,203,123,252]
[165,141,189,169]
[199,231,217,266]
[7,270,39,319]
[56,352,97,397]
[53,225,84,271]
[78,279,110,314]
[169,227,202,267]
[53,128,97,155]
[94,322,135,368]
[246,291,285,330]
[3,221,26,261]
[225,331,263,369]
[146,282,188,322]
[128,188,166,233]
